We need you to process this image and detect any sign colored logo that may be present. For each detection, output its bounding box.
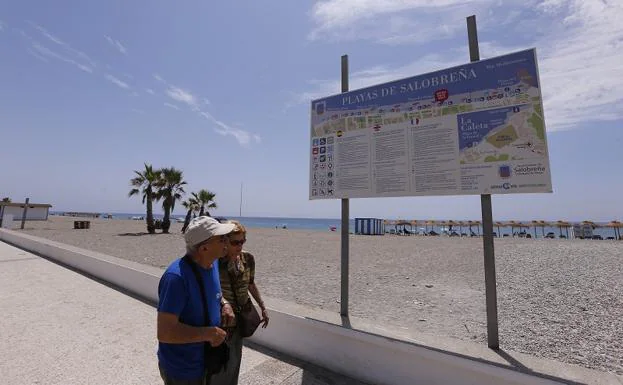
[434,89,449,103]
[499,165,511,178]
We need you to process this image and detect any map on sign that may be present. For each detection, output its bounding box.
[308,48,553,200]
[458,102,546,164]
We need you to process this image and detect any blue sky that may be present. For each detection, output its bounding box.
[1,0,622,221]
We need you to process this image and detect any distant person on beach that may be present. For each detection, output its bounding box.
[156,216,237,385]
[211,220,269,385]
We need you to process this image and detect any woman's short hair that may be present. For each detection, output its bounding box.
[226,220,246,237]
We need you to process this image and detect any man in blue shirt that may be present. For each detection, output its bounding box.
[157,216,236,385]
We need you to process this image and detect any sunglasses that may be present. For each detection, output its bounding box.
[229,239,246,246]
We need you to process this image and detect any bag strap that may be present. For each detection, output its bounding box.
[183,255,210,326]
[227,263,242,313]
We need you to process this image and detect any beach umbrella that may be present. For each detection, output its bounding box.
[397,220,416,235]
[446,220,459,233]
[555,220,570,238]
[409,220,419,235]
[474,220,482,236]
[539,220,550,237]
[494,221,505,237]
[604,220,623,239]
[467,220,474,235]
[530,220,541,238]
[507,220,517,236]
[438,220,448,232]
[425,220,436,233]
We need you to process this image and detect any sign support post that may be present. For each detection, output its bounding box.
[21,197,30,230]
[467,15,499,350]
[340,54,350,317]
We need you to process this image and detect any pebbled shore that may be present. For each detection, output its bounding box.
[15,216,623,375]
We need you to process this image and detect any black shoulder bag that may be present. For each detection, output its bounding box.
[183,256,229,375]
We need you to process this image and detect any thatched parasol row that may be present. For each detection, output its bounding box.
[382,219,623,239]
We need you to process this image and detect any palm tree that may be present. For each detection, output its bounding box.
[128,163,160,234]
[196,189,218,217]
[156,167,186,233]
[181,195,200,234]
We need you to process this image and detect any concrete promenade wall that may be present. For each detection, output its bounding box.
[2,229,617,385]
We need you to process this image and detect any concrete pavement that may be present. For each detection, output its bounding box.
[0,241,371,385]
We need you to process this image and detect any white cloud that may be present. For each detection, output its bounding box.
[29,22,96,68]
[146,88,155,95]
[151,74,257,146]
[164,102,180,110]
[166,86,198,109]
[104,74,130,89]
[104,35,127,55]
[302,0,623,131]
[27,48,49,63]
[199,111,260,146]
[0,21,6,31]
[531,0,623,129]
[31,42,93,73]
[308,0,494,43]
[131,108,145,114]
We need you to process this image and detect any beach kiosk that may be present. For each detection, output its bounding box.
[355,218,385,235]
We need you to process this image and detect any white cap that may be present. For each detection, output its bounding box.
[184,216,235,248]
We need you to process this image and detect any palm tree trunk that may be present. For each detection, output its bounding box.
[199,205,205,216]
[146,192,155,234]
[181,209,192,233]
[162,200,171,233]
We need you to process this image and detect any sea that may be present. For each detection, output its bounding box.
[49,212,619,239]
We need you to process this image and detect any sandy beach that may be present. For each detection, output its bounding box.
[14,216,623,375]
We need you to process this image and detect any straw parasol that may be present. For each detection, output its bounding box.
[409,220,419,235]
[425,220,436,234]
[604,220,623,240]
[446,220,460,234]
[555,220,571,238]
[394,220,412,235]
[474,220,482,236]
[494,221,506,237]
[530,220,541,238]
[507,220,518,236]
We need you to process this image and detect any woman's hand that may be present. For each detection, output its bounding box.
[260,308,269,328]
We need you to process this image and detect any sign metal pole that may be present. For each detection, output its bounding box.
[340,54,350,317]
[467,15,499,349]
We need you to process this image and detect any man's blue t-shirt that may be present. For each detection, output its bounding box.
[157,256,222,381]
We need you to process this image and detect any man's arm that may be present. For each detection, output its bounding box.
[157,312,226,346]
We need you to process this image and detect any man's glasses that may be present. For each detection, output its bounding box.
[229,239,246,246]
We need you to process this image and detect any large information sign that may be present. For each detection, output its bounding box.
[309,49,553,200]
